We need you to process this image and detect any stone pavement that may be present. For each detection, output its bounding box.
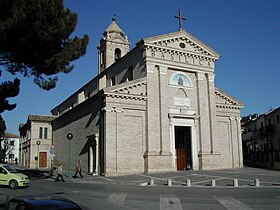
[66,167,280,188]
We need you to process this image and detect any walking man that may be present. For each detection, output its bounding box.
[55,164,65,182]
[73,159,83,178]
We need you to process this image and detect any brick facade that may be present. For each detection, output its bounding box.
[51,19,244,176]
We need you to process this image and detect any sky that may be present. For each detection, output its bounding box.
[2,0,280,135]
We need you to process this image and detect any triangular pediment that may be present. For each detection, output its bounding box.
[215,87,244,109]
[141,30,220,59]
[103,78,147,99]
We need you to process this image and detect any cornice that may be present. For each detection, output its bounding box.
[145,44,217,62]
[216,104,243,110]
[114,81,146,93]
[105,92,147,101]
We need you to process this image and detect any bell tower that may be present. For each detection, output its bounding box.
[97,16,130,73]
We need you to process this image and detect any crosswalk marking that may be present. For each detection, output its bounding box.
[107,192,127,206]
[160,196,183,210]
[215,196,252,210]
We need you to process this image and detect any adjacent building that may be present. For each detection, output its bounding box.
[0,132,20,163]
[50,17,244,176]
[19,114,56,169]
[242,107,280,170]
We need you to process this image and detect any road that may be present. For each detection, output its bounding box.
[1,167,280,209]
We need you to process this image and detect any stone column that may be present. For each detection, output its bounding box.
[235,117,243,167]
[229,116,236,168]
[95,134,99,175]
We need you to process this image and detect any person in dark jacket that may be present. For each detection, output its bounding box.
[73,159,83,178]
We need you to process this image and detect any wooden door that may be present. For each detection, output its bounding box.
[176,149,186,170]
[39,152,47,168]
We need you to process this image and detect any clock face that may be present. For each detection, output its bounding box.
[171,74,191,87]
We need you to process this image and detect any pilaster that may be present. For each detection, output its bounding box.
[158,65,170,154]
[229,116,236,168]
[206,73,218,153]
[146,63,161,154]
[196,72,211,154]
[235,117,243,167]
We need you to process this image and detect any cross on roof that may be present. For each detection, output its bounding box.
[175,9,186,31]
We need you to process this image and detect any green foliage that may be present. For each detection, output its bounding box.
[0,78,19,137]
[0,116,6,138]
[0,78,20,113]
[0,0,89,90]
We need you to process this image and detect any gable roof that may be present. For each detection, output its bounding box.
[215,87,245,110]
[138,30,220,59]
[103,77,147,101]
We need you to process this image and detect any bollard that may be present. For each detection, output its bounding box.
[186,179,191,187]
[150,178,154,186]
[167,178,172,186]
[233,179,238,187]
[211,179,216,187]
[254,178,260,187]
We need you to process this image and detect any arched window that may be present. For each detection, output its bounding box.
[170,73,192,87]
[115,48,121,61]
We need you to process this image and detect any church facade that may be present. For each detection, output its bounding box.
[51,18,244,176]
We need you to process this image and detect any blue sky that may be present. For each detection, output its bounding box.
[2,0,280,134]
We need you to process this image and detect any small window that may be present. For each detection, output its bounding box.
[10,141,14,146]
[127,66,133,81]
[44,127,48,139]
[115,48,121,61]
[101,50,105,65]
[111,76,116,86]
[39,127,43,139]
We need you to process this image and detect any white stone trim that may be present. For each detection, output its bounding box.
[169,116,199,170]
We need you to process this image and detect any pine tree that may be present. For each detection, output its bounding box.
[0,0,89,90]
[0,0,89,137]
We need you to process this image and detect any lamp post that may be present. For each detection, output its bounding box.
[67,133,73,178]
[36,140,40,169]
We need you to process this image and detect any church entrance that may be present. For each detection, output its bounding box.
[175,126,192,170]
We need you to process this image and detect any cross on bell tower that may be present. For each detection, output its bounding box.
[175,9,186,31]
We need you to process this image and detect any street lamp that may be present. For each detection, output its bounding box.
[67,133,73,178]
[36,140,40,169]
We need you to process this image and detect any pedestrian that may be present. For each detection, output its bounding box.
[55,164,65,182]
[15,157,18,165]
[73,159,83,178]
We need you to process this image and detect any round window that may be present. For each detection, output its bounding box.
[179,42,186,48]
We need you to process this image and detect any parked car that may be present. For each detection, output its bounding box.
[6,195,82,210]
[0,163,30,189]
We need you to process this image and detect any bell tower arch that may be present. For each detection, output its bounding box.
[97,16,130,73]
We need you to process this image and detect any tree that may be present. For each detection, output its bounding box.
[0,0,89,90]
[0,0,89,136]
[0,78,20,138]
[0,136,14,163]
